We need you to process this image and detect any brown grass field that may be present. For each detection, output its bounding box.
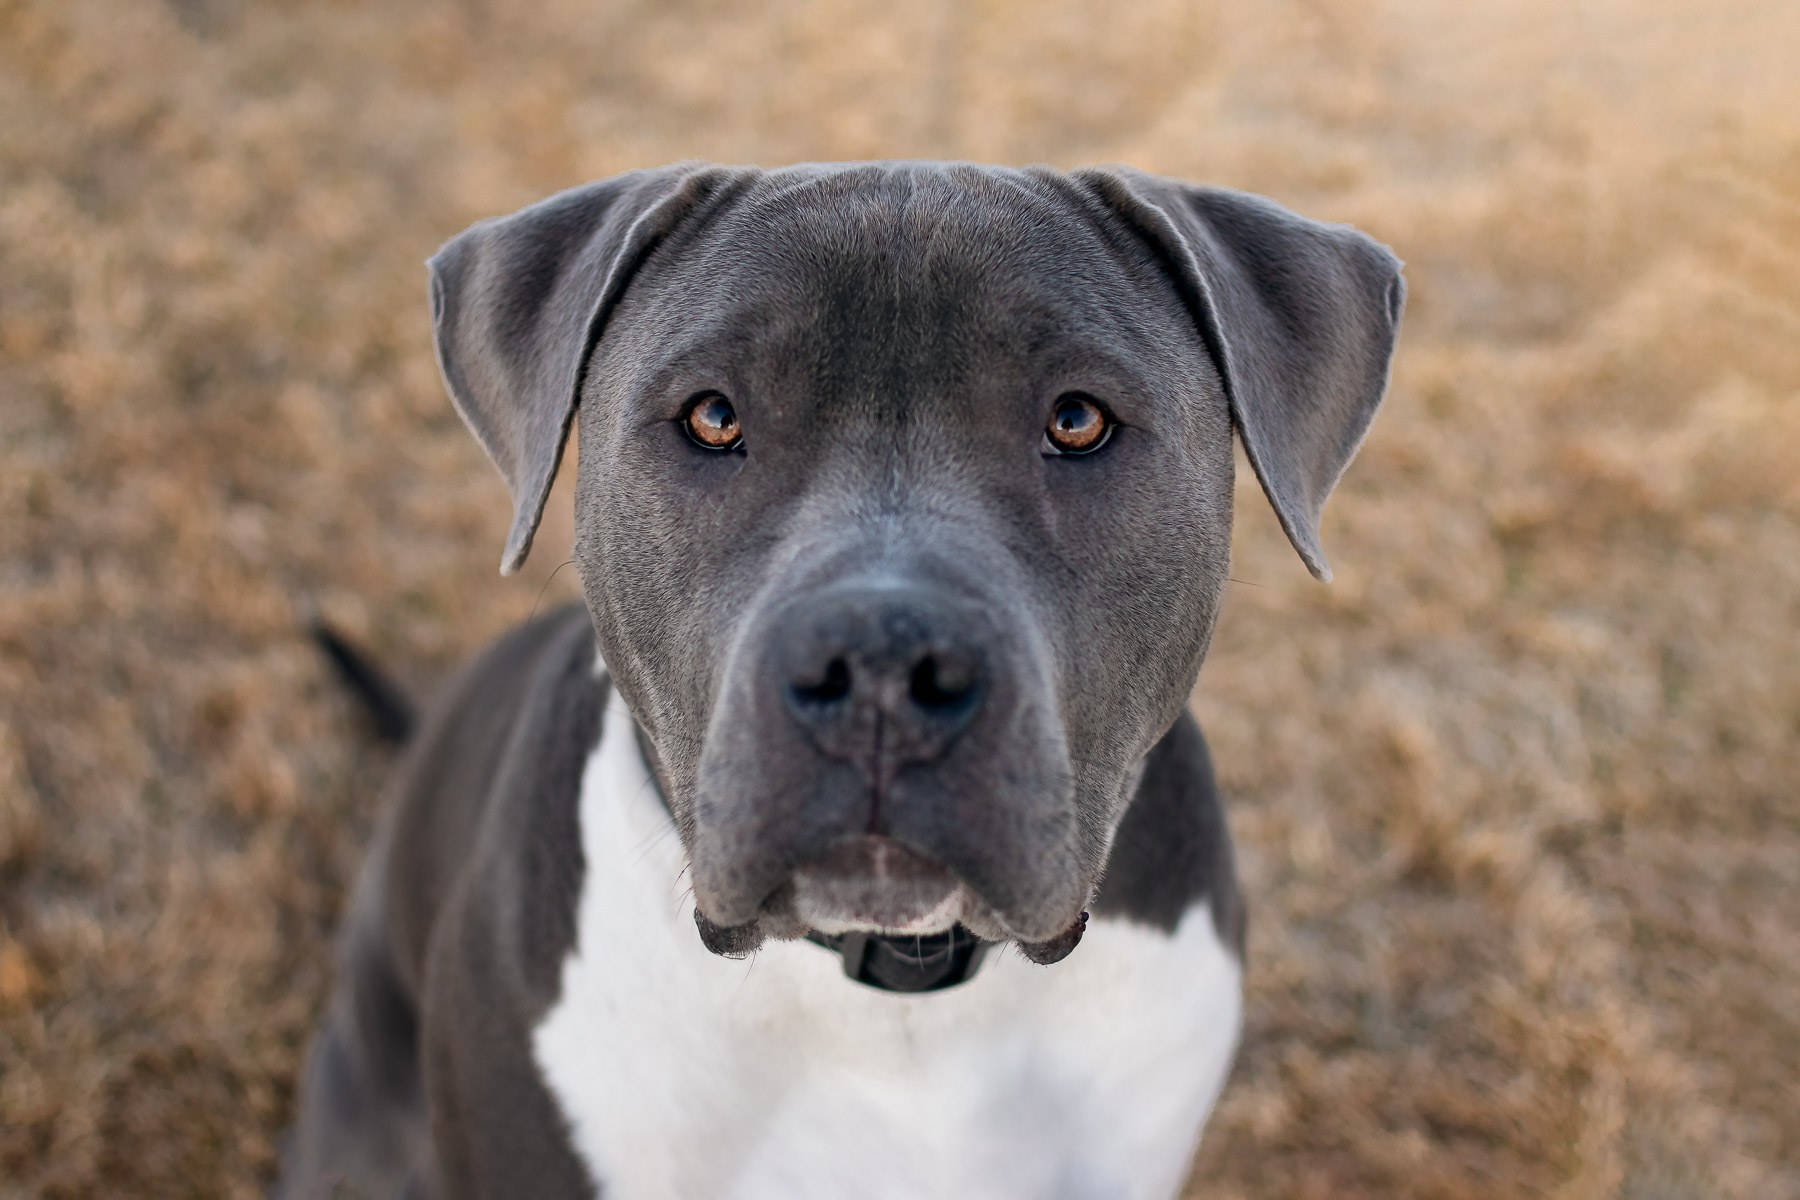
[2,0,1797,1196]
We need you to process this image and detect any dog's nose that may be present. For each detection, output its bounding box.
[777,585,985,769]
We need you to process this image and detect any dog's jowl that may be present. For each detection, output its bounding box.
[277,163,1403,1200]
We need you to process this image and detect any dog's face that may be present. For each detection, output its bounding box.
[429,163,1402,960]
[575,168,1232,951]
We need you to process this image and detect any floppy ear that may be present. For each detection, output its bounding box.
[1077,168,1405,581]
[428,164,744,574]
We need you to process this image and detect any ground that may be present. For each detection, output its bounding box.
[1,0,1796,1196]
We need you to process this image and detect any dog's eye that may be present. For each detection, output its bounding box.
[1043,394,1111,455]
[684,393,742,450]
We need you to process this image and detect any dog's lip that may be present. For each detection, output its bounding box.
[786,835,966,934]
[793,835,955,887]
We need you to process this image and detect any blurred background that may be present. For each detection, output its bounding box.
[2,0,1796,1196]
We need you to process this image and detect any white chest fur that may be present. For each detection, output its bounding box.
[533,686,1242,1200]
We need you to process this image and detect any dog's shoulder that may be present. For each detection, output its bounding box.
[284,606,607,1200]
[399,605,611,1193]
[378,603,606,1002]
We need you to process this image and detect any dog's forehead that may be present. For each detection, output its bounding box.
[628,162,1190,389]
[725,162,1099,264]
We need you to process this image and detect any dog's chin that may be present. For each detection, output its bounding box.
[785,835,969,936]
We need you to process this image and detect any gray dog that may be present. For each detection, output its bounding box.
[277,161,1403,1200]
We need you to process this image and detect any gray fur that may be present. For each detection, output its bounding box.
[278,608,603,1199]
[1092,707,1245,955]
[281,160,1403,1198]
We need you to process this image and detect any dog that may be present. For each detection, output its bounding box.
[276,161,1403,1200]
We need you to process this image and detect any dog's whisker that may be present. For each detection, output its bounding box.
[733,947,761,1001]
[628,819,679,869]
[530,559,577,619]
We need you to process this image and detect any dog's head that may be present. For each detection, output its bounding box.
[428,163,1402,960]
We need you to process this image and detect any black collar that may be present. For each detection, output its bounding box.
[632,718,989,993]
[806,926,990,993]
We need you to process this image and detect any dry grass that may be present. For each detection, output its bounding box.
[2,0,1796,1196]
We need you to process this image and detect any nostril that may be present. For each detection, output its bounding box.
[909,655,978,711]
[792,656,852,706]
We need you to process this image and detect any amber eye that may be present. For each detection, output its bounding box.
[684,392,741,450]
[1044,393,1111,455]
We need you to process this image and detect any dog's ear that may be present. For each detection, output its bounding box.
[1078,168,1405,581]
[428,164,744,574]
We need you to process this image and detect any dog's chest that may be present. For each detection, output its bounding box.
[531,689,1242,1200]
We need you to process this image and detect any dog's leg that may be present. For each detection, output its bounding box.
[275,863,429,1200]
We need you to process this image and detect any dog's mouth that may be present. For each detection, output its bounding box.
[784,835,970,935]
[775,837,1088,991]
[690,834,1091,978]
